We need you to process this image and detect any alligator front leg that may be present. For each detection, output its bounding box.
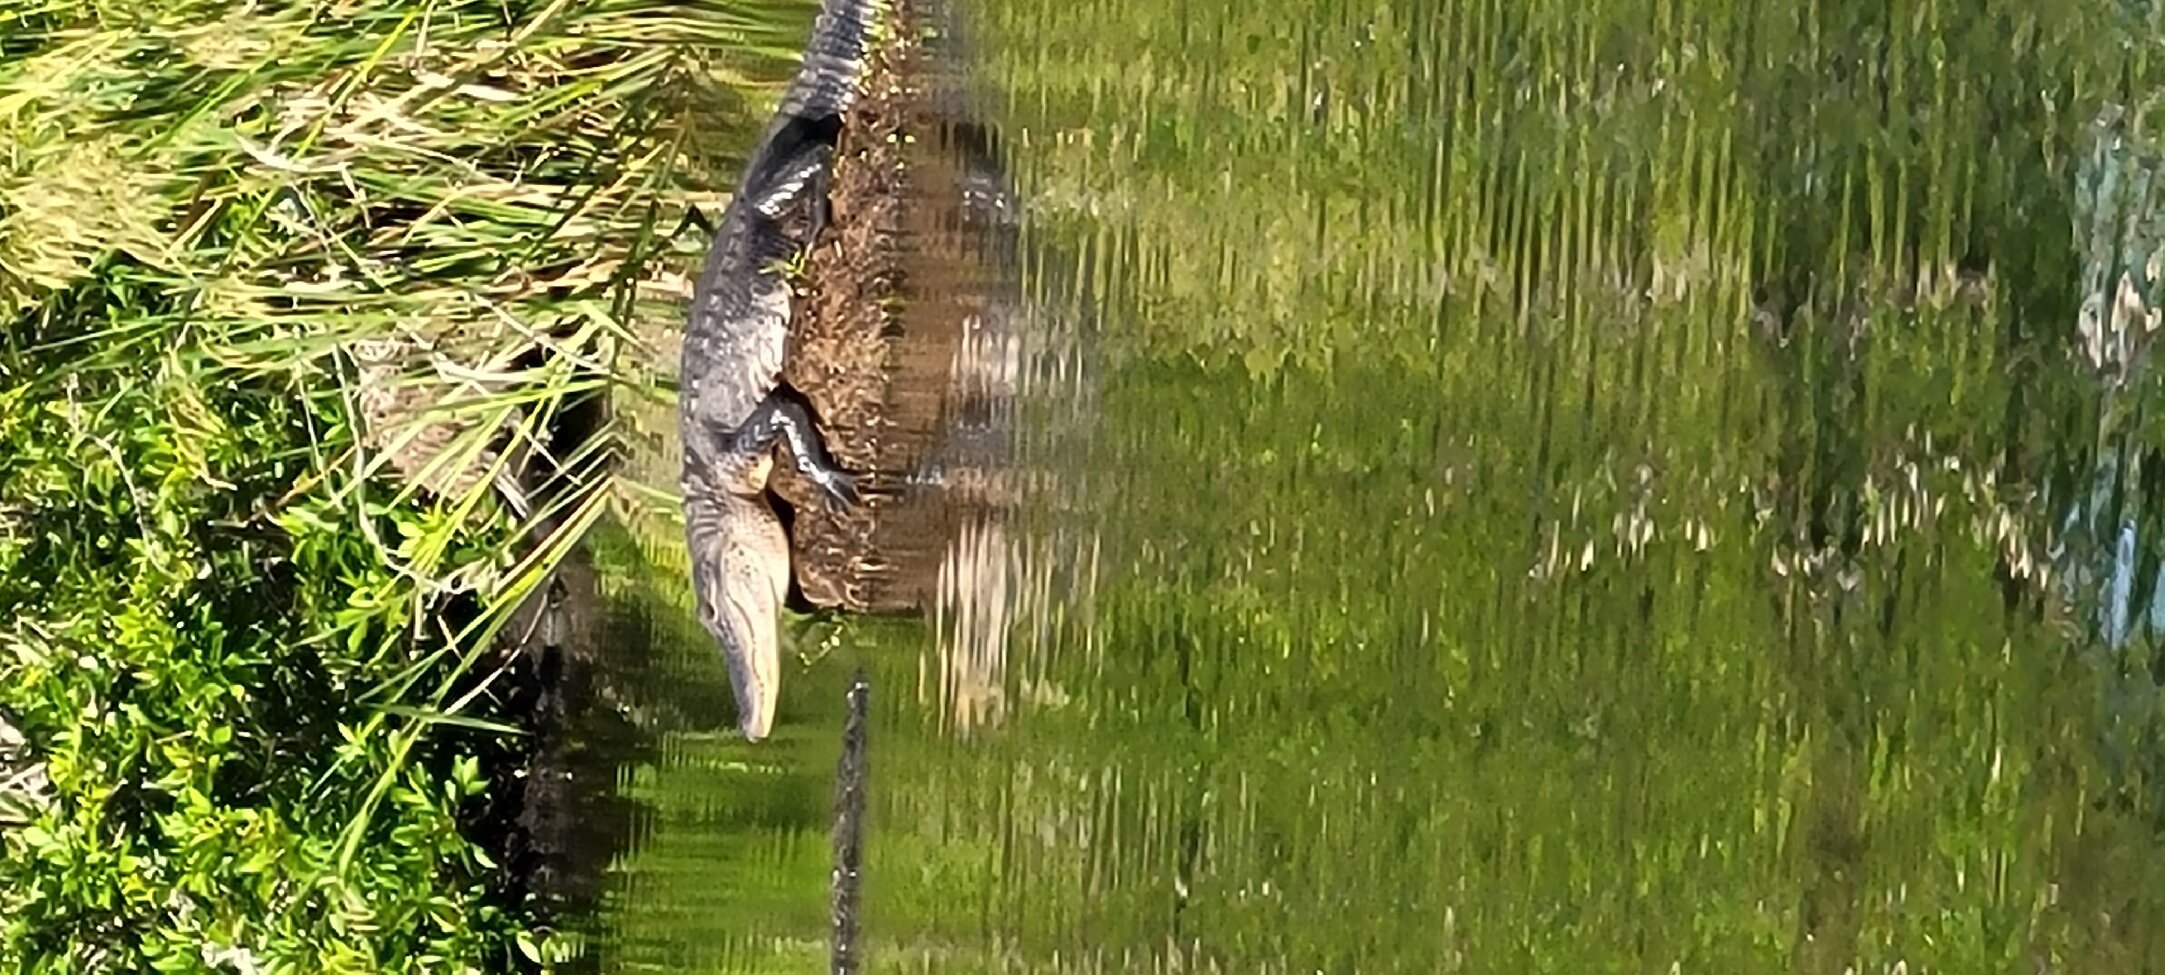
[748,141,837,224]
[731,391,860,506]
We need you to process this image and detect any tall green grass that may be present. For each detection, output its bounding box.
[0,0,808,970]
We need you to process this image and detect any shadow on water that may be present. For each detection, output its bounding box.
[431,334,658,972]
[494,556,655,974]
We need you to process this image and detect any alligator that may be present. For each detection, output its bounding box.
[679,0,875,742]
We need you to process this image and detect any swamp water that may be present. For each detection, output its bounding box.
[573,0,2165,970]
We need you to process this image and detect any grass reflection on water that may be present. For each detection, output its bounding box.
[601,0,2165,972]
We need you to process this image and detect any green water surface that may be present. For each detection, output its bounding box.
[593,0,2165,971]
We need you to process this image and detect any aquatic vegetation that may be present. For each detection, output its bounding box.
[0,0,807,969]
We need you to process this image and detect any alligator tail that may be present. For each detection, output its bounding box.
[776,0,881,121]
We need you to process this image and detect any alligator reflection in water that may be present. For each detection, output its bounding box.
[901,7,1098,739]
[578,0,1088,961]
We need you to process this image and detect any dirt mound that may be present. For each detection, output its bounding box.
[773,1,997,613]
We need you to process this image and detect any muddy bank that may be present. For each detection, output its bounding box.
[773,0,1023,615]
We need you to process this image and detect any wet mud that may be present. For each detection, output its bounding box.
[773,0,1021,615]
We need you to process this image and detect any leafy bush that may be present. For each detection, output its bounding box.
[0,0,797,969]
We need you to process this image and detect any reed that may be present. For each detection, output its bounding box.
[0,0,807,968]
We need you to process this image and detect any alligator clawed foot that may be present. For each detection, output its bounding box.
[735,394,861,511]
[817,469,861,509]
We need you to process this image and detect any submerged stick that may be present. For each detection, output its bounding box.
[831,669,871,974]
